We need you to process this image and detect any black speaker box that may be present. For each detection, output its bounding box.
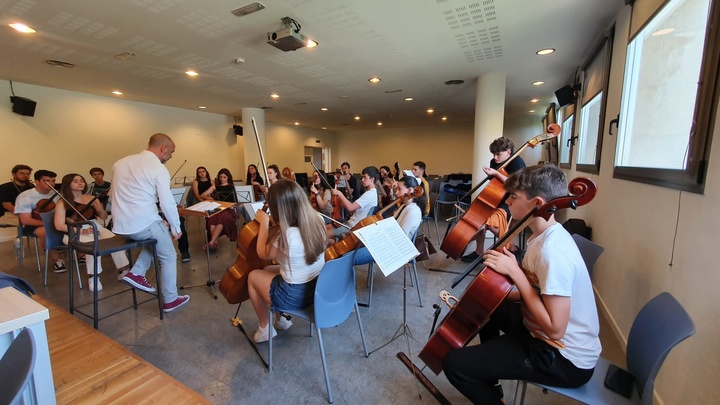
[555,85,575,108]
[10,96,37,117]
[233,124,243,136]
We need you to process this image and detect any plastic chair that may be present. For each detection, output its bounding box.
[434,181,459,242]
[38,211,83,288]
[571,233,605,279]
[364,229,423,308]
[514,292,695,405]
[268,251,369,404]
[66,218,163,330]
[16,224,41,273]
[0,328,36,405]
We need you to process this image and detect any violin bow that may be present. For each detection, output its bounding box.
[42,180,89,222]
[251,118,270,187]
[317,212,351,230]
[310,162,334,190]
[170,159,187,180]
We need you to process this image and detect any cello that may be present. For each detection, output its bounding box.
[440,124,561,260]
[418,177,597,374]
[219,118,271,304]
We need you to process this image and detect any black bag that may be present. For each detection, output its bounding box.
[414,234,437,262]
[562,218,592,240]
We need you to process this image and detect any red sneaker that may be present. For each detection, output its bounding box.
[163,295,190,313]
[122,272,156,293]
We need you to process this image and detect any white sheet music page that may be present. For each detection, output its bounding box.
[353,217,419,277]
[186,201,221,212]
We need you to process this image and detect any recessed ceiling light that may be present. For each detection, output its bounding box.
[111,90,123,95]
[377,122,383,126]
[426,108,434,114]
[198,105,207,109]
[368,77,381,83]
[652,28,675,36]
[185,70,199,76]
[321,107,328,111]
[294,122,300,126]
[354,116,360,121]
[441,117,448,121]
[307,39,318,48]
[404,97,414,101]
[530,98,540,103]
[9,23,35,33]
[536,48,555,55]
[270,93,280,99]
[528,110,536,113]
[322,127,327,130]
[445,79,464,85]
[532,81,545,86]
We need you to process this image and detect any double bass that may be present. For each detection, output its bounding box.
[418,177,597,374]
[440,124,561,260]
[219,119,270,304]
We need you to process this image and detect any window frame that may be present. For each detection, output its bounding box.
[576,28,614,174]
[613,0,720,193]
[559,111,576,169]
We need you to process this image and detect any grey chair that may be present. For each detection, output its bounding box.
[16,223,41,273]
[65,218,163,330]
[268,251,369,404]
[514,292,695,405]
[38,211,82,288]
[434,181,459,242]
[571,233,605,279]
[0,328,36,405]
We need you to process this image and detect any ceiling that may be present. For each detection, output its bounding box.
[0,0,622,131]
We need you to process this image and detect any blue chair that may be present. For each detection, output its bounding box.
[0,328,36,405]
[268,251,369,404]
[16,223,41,273]
[571,233,605,279]
[38,211,82,288]
[433,181,458,242]
[514,292,695,405]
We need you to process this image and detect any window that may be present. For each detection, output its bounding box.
[560,114,575,167]
[614,0,719,193]
[576,30,614,174]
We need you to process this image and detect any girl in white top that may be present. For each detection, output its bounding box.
[247,179,326,343]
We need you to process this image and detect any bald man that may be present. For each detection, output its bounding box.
[111,133,189,313]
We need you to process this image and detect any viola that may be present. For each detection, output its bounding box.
[31,197,56,220]
[418,177,597,374]
[440,124,561,260]
[325,186,423,261]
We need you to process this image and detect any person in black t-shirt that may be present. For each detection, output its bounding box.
[0,164,34,225]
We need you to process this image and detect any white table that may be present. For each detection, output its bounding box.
[0,287,56,405]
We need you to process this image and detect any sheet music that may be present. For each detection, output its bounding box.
[353,217,419,277]
[244,202,265,217]
[186,201,221,212]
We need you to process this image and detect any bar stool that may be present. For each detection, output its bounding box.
[65,218,164,330]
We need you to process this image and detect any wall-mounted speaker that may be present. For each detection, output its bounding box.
[554,85,576,108]
[233,124,243,136]
[10,96,37,117]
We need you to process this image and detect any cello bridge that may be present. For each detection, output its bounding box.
[439,290,458,309]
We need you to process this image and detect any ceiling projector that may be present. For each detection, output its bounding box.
[267,26,309,52]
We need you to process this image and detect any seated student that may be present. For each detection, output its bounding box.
[354,175,427,265]
[14,170,65,272]
[259,164,282,196]
[337,162,359,201]
[442,165,600,404]
[88,167,111,210]
[309,170,333,223]
[201,168,239,251]
[247,180,326,342]
[378,165,395,208]
[326,166,379,241]
[54,174,131,291]
[411,161,431,216]
[0,164,34,226]
[246,164,265,201]
[187,166,213,206]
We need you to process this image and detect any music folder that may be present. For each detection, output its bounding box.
[353,218,419,277]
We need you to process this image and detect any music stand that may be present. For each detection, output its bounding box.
[179,201,235,299]
[370,263,418,355]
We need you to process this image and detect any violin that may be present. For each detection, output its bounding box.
[440,124,561,260]
[325,186,424,261]
[419,177,598,374]
[282,167,296,181]
[69,191,107,222]
[31,197,56,220]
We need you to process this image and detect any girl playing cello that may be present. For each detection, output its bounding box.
[247,180,326,342]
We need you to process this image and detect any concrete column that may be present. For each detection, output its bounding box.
[241,108,267,178]
[473,72,506,194]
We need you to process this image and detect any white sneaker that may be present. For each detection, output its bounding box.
[274,315,293,331]
[88,276,103,292]
[253,324,278,343]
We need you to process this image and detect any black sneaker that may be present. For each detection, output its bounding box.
[53,260,67,273]
[493,383,504,403]
[181,251,191,263]
[461,252,479,262]
[78,256,86,265]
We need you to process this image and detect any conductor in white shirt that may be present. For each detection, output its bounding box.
[110,133,190,313]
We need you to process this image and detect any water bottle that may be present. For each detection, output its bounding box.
[13,237,22,258]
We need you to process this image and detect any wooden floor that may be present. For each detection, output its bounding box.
[34,295,210,404]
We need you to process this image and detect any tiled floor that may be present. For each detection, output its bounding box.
[1,216,624,404]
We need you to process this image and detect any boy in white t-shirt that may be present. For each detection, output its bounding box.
[326,166,379,241]
[443,165,601,404]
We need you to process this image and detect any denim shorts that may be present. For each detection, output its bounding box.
[270,275,317,310]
